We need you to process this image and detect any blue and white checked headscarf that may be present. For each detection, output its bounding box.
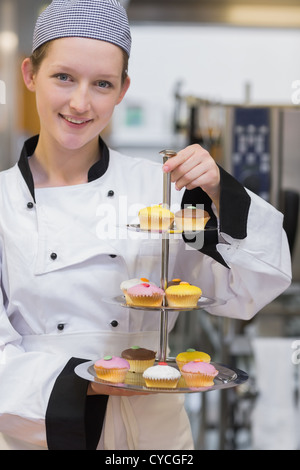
[32,0,131,56]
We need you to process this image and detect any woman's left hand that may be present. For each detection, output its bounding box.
[162,144,220,212]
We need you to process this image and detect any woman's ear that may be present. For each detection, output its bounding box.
[21,58,36,92]
[116,75,130,105]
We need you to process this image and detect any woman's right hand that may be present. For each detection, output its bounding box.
[88,381,150,397]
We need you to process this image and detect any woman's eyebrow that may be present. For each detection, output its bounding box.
[48,63,119,79]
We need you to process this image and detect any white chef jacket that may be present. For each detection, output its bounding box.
[0,135,291,450]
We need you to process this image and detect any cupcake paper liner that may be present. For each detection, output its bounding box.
[166,294,200,308]
[181,372,216,388]
[94,367,128,384]
[126,293,164,307]
[127,358,156,373]
[143,377,180,389]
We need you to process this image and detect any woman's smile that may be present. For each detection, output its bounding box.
[59,113,94,129]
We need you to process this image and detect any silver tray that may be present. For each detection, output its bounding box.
[103,295,225,311]
[75,359,248,394]
[127,223,217,234]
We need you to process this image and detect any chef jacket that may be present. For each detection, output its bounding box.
[0,135,291,450]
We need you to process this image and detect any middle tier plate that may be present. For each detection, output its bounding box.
[103,295,225,311]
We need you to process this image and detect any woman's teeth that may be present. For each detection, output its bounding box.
[63,115,90,124]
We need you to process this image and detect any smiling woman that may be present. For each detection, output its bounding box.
[0,0,292,453]
[21,37,130,187]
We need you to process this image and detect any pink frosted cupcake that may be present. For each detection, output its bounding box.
[94,355,130,383]
[181,360,218,387]
[126,283,165,307]
[120,277,153,305]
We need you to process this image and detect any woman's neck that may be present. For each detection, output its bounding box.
[29,133,100,188]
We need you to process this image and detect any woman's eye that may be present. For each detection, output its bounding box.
[56,73,71,82]
[97,80,111,89]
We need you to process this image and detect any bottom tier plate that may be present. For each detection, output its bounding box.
[75,359,248,394]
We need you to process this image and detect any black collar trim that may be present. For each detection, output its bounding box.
[17,135,110,202]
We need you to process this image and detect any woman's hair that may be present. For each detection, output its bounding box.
[30,39,129,85]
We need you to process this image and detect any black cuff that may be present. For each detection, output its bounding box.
[218,165,251,239]
[181,165,251,267]
[46,357,108,450]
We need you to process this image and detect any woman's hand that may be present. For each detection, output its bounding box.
[163,144,220,212]
[88,381,150,397]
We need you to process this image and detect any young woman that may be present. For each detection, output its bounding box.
[0,0,291,450]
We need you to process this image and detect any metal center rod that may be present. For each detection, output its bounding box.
[158,150,177,362]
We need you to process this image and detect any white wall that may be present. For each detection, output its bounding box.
[111,24,300,147]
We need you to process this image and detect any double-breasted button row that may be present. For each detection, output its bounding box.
[58,321,118,330]
[50,253,116,261]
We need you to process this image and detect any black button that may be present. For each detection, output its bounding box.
[109,254,117,258]
[27,202,34,209]
[110,320,119,327]
[107,190,114,197]
[57,323,65,331]
[50,252,57,260]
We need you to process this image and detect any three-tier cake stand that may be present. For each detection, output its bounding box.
[75,150,248,393]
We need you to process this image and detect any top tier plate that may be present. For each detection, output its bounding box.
[127,223,217,235]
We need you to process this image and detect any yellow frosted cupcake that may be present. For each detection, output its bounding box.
[176,348,211,371]
[138,205,174,231]
[165,282,202,307]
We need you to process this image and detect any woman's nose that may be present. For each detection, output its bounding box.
[69,84,91,113]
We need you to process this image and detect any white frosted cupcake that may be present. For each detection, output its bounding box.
[142,362,181,389]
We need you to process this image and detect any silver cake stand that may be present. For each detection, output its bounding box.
[75,150,248,393]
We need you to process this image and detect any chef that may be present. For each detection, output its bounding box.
[0,0,291,450]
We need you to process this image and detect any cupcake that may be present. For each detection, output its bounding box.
[167,278,182,287]
[138,205,174,231]
[165,282,202,308]
[121,346,156,373]
[176,348,211,371]
[181,360,218,388]
[143,362,181,389]
[175,206,210,232]
[126,282,165,307]
[120,278,151,305]
[93,355,130,383]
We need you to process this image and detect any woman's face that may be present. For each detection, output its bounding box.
[22,37,130,152]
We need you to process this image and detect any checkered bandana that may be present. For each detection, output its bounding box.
[32,0,131,56]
